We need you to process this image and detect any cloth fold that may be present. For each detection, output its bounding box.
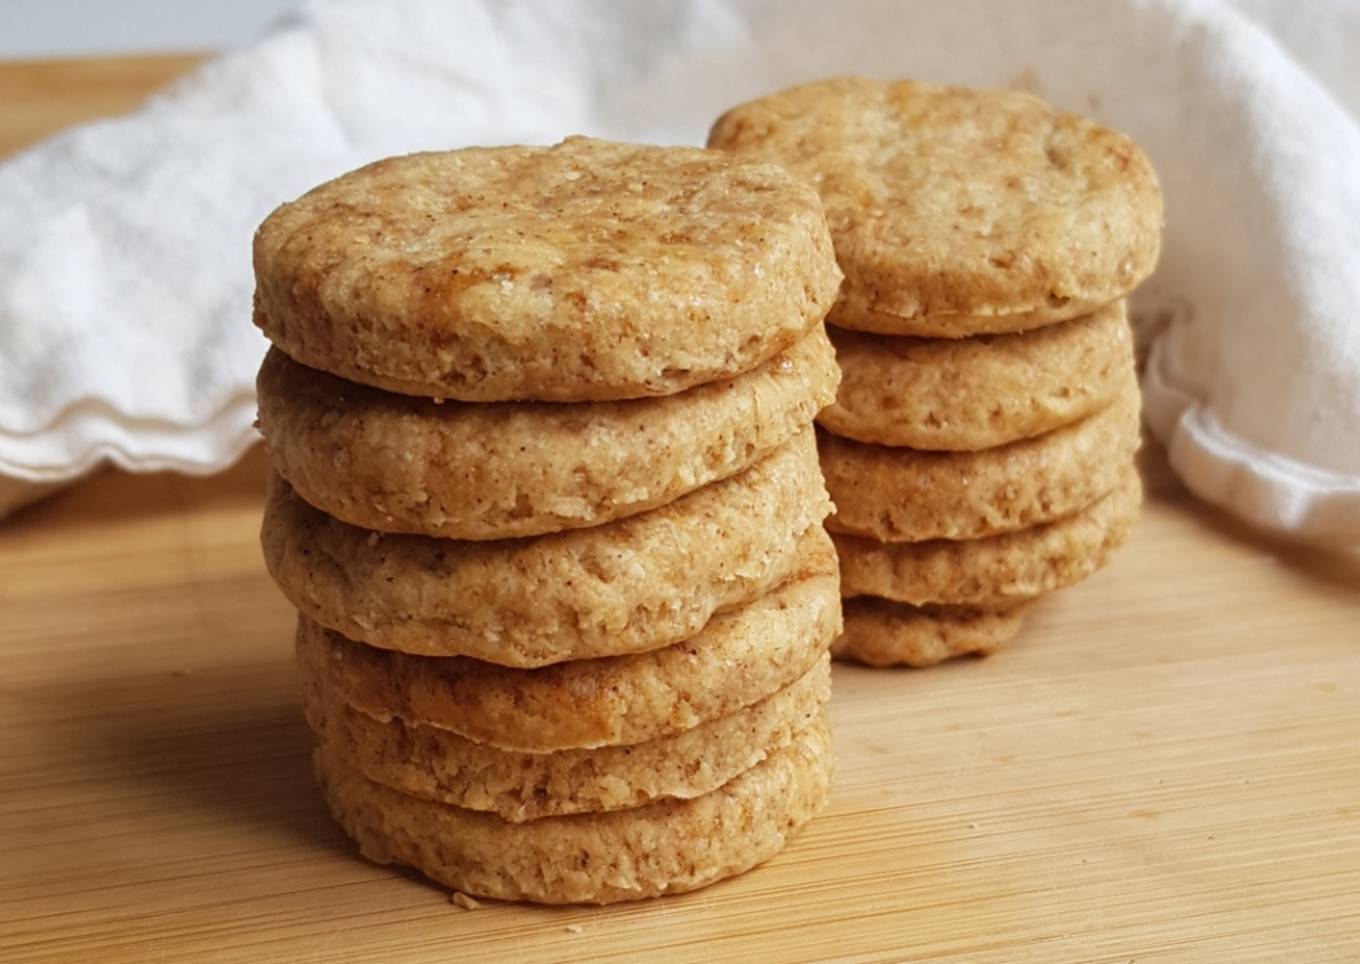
[2,0,1357,542]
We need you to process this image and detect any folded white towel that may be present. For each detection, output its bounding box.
[2,0,1357,542]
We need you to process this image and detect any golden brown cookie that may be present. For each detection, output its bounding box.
[294,551,842,753]
[314,712,834,905]
[819,302,1133,451]
[832,598,1025,668]
[254,137,842,401]
[256,326,838,539]
[262,432,831,666]
[302,654,829,822]
[822,374,1140,542]
[708,77,1162,337]
[836,468,1141,607]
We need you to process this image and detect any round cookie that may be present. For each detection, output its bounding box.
[295,554,842,753]
[302,655,829,823]
[263,432,830,666]
[708,77,1162,337]
[822,374,1140,543]
[832,598,1025,668]
[253,136,842,402]
[836,468,1142,608]
[256,326,838,539]
[819,302,1132,451]
[314,713,834,905]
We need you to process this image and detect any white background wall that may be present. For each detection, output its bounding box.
[0,0,298,58]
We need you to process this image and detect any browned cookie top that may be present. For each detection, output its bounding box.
[254,136,842,400]
[709,78,1162,336]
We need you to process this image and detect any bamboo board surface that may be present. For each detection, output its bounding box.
[1,55,1358,964]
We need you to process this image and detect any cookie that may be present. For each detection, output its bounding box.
[822,373,1140,542]
[314,712,834,904]
[294,552,842,753]
[254,137,842,402]
[836,468,1141,607]
[256,326,838,539]
[819,302,1132,450]
[708,77,1162,337]
[263,432,830,666]
[302,654,829,822]
[832,598,1025,668]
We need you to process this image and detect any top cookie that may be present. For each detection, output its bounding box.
[709,77,1162,337]
[254,136,842,401]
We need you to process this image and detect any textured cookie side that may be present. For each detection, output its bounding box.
[314,713,834,905]
[254,137,842,401]
[257,326,838,539]
[262,430,830,666]
[822,373,1140,542]
[818,302,1133,450]
[302,654,830,822]
[832,598,1025,668]
[836,468,1142,607]
[708,77,1162,336]
[295,542,842,752]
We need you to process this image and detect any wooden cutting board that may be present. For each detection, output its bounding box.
[2,55,1358,964]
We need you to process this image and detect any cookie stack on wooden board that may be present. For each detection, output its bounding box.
[710,78,1162,668]
[252,137,845,903]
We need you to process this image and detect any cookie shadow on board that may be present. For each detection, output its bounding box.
[18,662,349,857]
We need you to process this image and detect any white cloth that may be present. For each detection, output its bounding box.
[1,0,1357,542]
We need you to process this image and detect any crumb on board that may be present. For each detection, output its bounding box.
[171,668,193,678]
[566,924,584,934]
[450,891,482,910]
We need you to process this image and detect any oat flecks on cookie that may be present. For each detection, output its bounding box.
[254,137,843,401]
[709,77,1162,336]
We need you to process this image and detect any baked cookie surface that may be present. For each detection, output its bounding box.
[819,302,1132,450]
[254,136,842,401]
[262,431,830,666]
[822,374,1140,542]
[314,712,834,905]
[302,655,829,822]
[835,468,1142,607]
[709,77,1162,336]
[294,552,842,753]
[832,598,1024,668]
[256,326,837,539]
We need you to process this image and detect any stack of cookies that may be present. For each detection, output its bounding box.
[710,78,1162,667]
[252,138,846,903]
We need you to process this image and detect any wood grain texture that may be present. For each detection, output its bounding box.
[2,56,1359,964]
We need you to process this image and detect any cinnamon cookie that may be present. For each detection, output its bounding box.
[822,374,1140,542]
[709,78,1162,336]
[836,468,1142,607]
[314,713,834,904]
[295,554,841,753]
[262,430,829,666]
[819,302,1132,450]
[254,137,841,401]
[257,327,837,539]
[302,655,829,822]
[832,598,1025,668]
